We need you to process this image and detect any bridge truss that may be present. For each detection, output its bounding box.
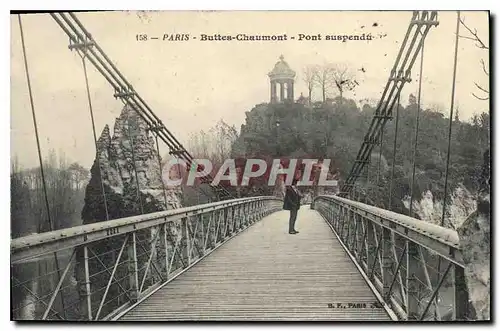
[339,11,439,197]
[50,12,233,200]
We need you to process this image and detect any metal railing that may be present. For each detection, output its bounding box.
[11,196,282,321]
[312,195,471,321]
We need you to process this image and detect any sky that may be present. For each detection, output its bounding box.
[10,11,489,169]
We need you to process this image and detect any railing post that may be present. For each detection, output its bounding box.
[344,207,350,242]
[454,261,468,320]
[223,208,229,239]
[406,240,419,320]
[326,203,332,226]
[238,205,243,230]
[216,209,223,244]
[345,209,352,248]
[245,203,250,227]
[361,218,370,272]
[208,211,215,250]
[127,232,139,302]
[181,217,191,265]
[163,223,169,278]
[231,207,237,234]
[334,204,340,232]
[199,214,205,255]
[83,246,92,320]
[352,214,359,258]
[382,227,392,299]
[251,201,255,222]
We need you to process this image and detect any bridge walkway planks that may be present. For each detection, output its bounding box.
[119,206,391,321]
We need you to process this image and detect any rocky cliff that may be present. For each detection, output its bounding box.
[403,150,490,320]
[81,105,182,222]
[75,105,183,319]
[402,184,477,230]
[457,149,490,320]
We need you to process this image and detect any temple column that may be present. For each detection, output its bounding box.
[288,81,294,101]
[279,82,284,102]
[270,81,277,103]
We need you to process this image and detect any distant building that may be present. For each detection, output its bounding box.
[296,92,309,105]
[268,55,295,104]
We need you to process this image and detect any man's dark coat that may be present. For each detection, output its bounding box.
[283,186,301,211]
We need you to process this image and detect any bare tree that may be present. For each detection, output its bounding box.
[330,63,358,107]
[188,119,239,165]
[302,65,319,105]
[68,162,90,191]
[313,64,333,103]
[187,130,212,160]
[459,15,489,100]
[211,120,239,165]
[313,63,358,105]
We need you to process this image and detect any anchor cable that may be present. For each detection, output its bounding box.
[436,11,461,310]
[17,14,66,318]
[440,11,460,228]
[388,93,401,211]
[79,48,110,221]
[409,40,426,217]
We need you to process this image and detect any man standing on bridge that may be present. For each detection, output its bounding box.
[283,176,302,235]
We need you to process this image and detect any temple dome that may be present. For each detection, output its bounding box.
[268,55,296,79]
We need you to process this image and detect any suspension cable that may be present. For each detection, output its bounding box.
[388,92,401,211]
[436,12,461,310]
[79,48,110,221]
[340,12,439,197]
[441,11,460,228]
[365,158,370,203]
[376,125,385,208]
[409,39,426,217]
[18,16,54,233]
[17,14,66,318]
[51,12,233,200]
[376,127,384,187]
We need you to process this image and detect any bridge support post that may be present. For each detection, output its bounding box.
[127,233,139,302]
[406,240,419,320]
[381,227,392,299]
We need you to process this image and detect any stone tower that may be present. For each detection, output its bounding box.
[268,55,296,104]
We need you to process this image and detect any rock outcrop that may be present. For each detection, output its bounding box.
[402,184,477,230]
[82,105,182,223]
[75,105,183,319]
[402,150,490,320]
[457,149,490,320]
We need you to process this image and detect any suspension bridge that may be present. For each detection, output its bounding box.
[11,11,474,321]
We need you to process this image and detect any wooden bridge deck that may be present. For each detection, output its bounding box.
[119,206,391,321]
